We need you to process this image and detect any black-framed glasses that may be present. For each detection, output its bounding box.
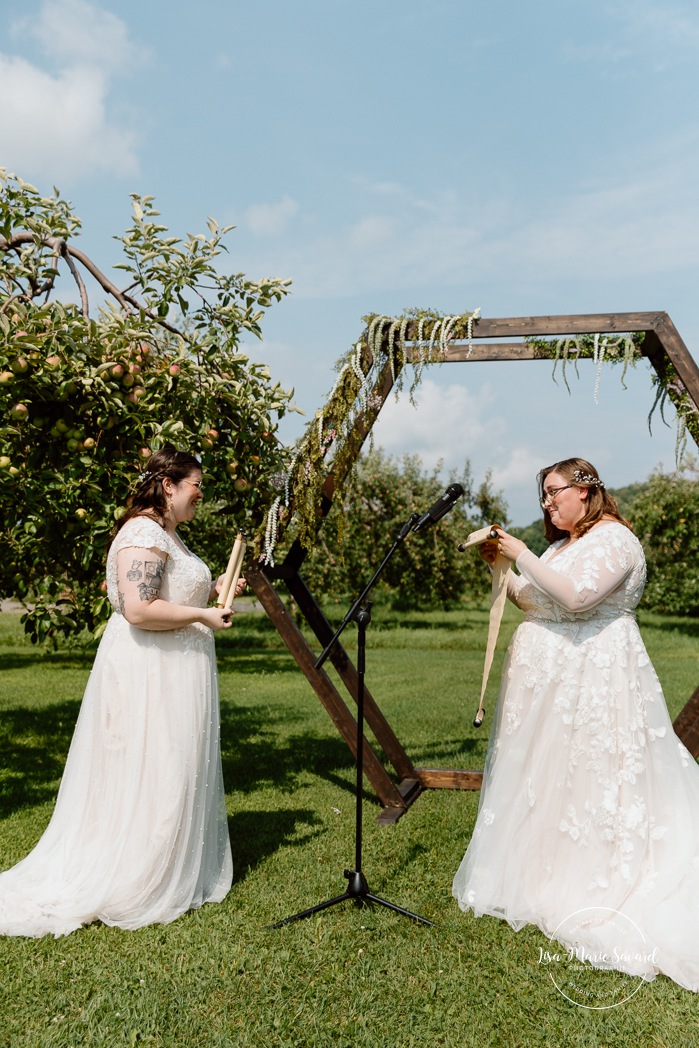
[540,484,573,509]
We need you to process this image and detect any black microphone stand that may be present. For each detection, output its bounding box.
[268,512,435,928]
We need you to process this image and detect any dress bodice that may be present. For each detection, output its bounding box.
[509,523,646,624]
[106,517,212,612]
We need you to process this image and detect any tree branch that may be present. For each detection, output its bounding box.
[0,232,189,339]
[59,241,89,320]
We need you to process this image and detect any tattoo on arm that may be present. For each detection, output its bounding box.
[117,589,126,615]
[126,559,143,582]
[137,558,165,602]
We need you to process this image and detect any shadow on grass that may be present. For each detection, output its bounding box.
[371,617,476,633]
[403,736,485,766]
[220,701,355,796]
[0,695,357,822]
[229,808,323,882]
[642,617,699,639]
[0,700,80,817]
[216,649,301,675]
[0,651,95,672]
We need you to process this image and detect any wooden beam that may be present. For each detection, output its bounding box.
[245,560,408,814]
[376,776,422,825]
[673,685,699,759]
[416,768,484,790]
[396,312,666,343]
[460,312,665,339]
[406,343,550,363]
[327,354,399,493]
[286,570,418,782]
[654,313,699,410]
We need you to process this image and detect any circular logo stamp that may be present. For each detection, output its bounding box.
[537,906,653,1009]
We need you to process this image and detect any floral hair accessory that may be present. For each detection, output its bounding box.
[573,469,605,489]
[137,470,151,484]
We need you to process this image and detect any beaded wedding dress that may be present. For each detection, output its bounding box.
[0,516,232,937]
[453,522,699,990]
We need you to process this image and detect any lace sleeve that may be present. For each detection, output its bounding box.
[515,527,636,612]
[505,570,528,612]
[110,517,172,559]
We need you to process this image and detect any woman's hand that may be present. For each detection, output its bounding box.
[199,606,234,632]
[479,539,499,566]
[491,527,528,563]
[210,574,225,603]
[209,575,247,604]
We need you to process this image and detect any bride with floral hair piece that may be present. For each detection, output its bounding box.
[453,455,699,991]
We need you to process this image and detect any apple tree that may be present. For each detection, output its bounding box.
[0,171,294,645]
[627,464,699,616]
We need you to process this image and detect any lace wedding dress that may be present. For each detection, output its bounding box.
[0,516,232,937]
[453,522,699,990]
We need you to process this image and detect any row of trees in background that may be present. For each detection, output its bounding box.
[625,464,699,616]
[301,453,699,618]
[301,449,507,609]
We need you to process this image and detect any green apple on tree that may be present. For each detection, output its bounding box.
[0,171,293,646]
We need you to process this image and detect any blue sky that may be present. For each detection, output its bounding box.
[2,0,698,523]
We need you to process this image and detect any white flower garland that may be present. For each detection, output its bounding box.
[466,306,481,355]
[261,308,481,564]
[592,333,608,404]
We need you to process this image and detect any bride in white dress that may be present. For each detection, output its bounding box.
[453,457,699,991]
[0,447,240,937]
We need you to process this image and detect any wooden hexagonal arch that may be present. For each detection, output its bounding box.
[245,311,699,823]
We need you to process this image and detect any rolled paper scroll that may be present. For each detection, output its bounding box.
[217,533,247,612]
[457,525,509,728]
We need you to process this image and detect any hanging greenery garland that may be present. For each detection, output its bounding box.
[258,308,480,563]
[524,332,699,454]
[257,315,698,566]
[524,332,641,397]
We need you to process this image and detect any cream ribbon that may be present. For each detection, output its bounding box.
[218,533,247,611]
[458,525,510,727]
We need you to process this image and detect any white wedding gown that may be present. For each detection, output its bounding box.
[0,516,232,937]
[453,522,699,990]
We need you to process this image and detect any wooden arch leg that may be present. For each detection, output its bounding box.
[245,561,415,821]
[245,561,484,822]
[673,685,699,758]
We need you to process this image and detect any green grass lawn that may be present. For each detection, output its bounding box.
[0,602,697,1047]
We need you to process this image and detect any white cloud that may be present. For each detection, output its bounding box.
[238,128,699,302]
[371,377,503,474]
[564,2,699,67]
[0,0,145,182]
[352,176,445,215]
[503,149,699,280]
[611,0,699,53]
[347,215,398,252]
[0,55,139,180]
[362,379,552,522]
[487,446,547,523]
[13,0,145,74]
[360,370,679,525]
[245,195,300,236]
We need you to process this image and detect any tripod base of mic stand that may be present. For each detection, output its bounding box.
[267,868,435,928]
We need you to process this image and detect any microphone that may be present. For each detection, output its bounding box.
[413,484,465,533]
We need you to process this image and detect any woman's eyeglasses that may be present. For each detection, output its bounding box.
[540,484,573,509]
